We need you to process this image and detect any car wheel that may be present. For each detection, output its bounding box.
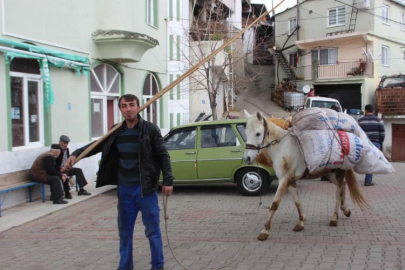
[236,168,269,196]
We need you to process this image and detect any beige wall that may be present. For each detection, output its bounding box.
[368,35,405,78]
[49,68,90,143]
[374,0,405,42]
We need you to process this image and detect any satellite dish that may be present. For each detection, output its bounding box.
[302,85,311,94]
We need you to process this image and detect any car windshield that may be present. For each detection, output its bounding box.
[311,100,340,111]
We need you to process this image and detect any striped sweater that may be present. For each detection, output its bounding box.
[358,115,385,143]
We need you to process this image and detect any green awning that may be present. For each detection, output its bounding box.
[0,38,91,111]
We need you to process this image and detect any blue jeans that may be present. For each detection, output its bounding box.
[365,142,382,183]
[117,185,163,270]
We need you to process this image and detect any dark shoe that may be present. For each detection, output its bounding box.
[151,268,164,270]
[78,189,91,196]
[53,199,68,204]
[65,192,73,199]
[364,182,375,186]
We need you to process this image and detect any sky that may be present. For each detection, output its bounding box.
[251,0,298,15]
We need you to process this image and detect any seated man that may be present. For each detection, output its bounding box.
[57,135,91,199]
[29,144,68,204]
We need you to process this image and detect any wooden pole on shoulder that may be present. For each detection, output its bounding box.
[75,0,284,164]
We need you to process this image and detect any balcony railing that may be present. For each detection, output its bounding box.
[293,61,374,80]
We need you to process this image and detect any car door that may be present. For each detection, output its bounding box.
[197,124,243,180]
[164,128,198,181]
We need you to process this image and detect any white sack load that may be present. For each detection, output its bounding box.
[292,108,361,136]
[353,129,395,174]
[291,107,394,174]
[295,129,369,173]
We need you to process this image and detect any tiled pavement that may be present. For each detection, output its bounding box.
[1,163,405,270]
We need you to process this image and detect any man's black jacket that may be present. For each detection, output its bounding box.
[71,116,174,195]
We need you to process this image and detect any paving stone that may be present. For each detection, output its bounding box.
[1,164,405,269]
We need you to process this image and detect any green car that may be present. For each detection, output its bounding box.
[160,119,276,196]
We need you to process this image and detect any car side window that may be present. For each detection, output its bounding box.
[305,99,311,108]
[201,125,238,148]
[236,124,247,142]
[164,129,196,150]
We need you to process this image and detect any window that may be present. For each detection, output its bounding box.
[90,64,121,138]
[164,128,196,150]
[10,58,43,149]
[147,0,158,27]
[328,7,345,27]
[382,46,389,66]
[312,48,338,65]
[201,125,238,148]
[401,13,405,31]
[236,124,247,142]
[289,53,298,67]
[382,5,389,24]
[143,74,160,126]
[289,17,297,34]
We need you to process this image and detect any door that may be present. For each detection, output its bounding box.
[107,99,114,130]
[392,124,405,161]
[197,125,244,180]
[164,128,198,180]
[91,96,105,138]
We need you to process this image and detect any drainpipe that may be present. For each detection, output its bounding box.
[297,0,300,41]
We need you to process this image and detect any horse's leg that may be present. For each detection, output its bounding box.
[288,181,306,232]
[340,173,351,217]
[258,177,289,241]
[328,170,345,227]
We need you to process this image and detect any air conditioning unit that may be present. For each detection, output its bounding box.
[357,0,370,9]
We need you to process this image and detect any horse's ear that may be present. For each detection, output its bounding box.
[244,109,251,118]
[256,111,263,121]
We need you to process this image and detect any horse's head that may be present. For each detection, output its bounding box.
[243,110,270,164]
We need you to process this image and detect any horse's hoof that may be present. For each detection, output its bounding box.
[257,233,269,241]
[293,225,304,232]
[329,220,338,227]
[344,209,351,217]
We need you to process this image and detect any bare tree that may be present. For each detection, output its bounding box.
[172,0,272,120]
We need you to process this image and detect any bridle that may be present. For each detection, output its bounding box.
[245,122,284,151]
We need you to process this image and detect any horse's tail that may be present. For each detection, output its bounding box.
[345,169,371,210]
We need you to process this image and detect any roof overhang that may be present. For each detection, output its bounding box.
[295,31,371,49]
[92,29,159,63]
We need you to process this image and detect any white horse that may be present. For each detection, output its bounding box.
[243,110,369,241]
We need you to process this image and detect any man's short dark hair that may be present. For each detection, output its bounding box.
[119,94,140,107]
[365,104,374,113]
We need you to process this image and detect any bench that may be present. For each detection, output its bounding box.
[0,170,46,217]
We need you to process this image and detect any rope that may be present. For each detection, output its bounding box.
[162,194,241,270]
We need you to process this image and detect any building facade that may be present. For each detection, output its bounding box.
[0,0,169,209]
[274,0,405,156]
[167,0,190,128]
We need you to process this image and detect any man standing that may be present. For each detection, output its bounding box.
[29,144,69,204]
[358,104,385,186]
[56,135,91,199]
[66,94,174,270]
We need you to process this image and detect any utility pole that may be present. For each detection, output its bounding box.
[297,0,300,41]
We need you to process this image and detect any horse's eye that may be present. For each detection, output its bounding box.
[256,132,261,137]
